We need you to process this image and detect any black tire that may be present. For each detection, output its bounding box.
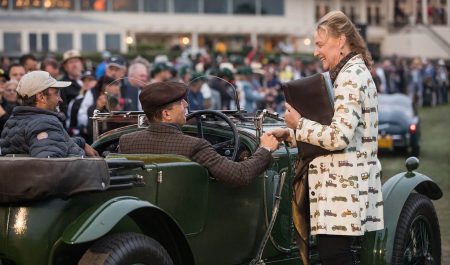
[391,193,441,265]
[79,232,174,265]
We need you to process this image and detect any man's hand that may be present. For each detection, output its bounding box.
[267,128,290,141]
[260,133,279,152]
[284,103,302,129]
[84,143,99,157]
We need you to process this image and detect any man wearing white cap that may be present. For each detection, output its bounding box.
[0,71,98,158]
[60,49,84,124]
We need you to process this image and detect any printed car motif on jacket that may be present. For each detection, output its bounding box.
[293,54,384,236]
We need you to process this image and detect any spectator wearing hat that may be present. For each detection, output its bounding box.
[119,81,279,186]
[150,62,172,83]
[178,65,192,84]
[102,55,128,108]
[60,49,84,121]
[214,67,235,110]
[40,58,60,79]
[187,72,205,111]
[67,70,97,137]
[0,71,98,158]
[77,55,127,141]
[105,55,127,80]
[8,63,26,81]
[236,66,264,113]
[19,54,39,72]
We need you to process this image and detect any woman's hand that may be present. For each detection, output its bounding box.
[284,103,302,129]
[259,133,279,152]
[267,128,290,141]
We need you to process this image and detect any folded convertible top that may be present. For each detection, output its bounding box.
[0,157,110,203]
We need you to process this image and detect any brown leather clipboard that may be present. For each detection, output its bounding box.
[282,73,337,158]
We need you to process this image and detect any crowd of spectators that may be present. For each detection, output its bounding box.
[394,1,448,26]
[0,49,448,144]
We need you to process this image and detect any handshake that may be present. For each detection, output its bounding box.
[259,128,291,152]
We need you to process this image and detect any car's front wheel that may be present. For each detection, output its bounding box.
[391,193,441,265]
[79,232,174,265]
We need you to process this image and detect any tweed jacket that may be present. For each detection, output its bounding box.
[119,123,273,186]
[288,55,384,236]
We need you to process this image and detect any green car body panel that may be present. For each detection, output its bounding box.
[0,118,442,265]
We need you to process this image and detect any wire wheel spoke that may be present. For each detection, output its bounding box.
[404,215,433,264]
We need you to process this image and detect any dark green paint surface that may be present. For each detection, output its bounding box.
[0,119,441,265]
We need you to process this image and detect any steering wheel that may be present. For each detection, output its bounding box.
[186,110,240,161]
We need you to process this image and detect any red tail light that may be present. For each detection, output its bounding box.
[409,124,417,133]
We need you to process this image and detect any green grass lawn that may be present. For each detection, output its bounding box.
[379,103,450,264]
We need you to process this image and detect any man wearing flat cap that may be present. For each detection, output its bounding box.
[119,81,279,186]
[0,71,98,158]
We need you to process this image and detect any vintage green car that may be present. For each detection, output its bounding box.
[0,80,443,265]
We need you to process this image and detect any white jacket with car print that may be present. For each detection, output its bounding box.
[288,54,384,236]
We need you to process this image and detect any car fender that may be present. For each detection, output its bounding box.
[61,196,194,264]
[362,170,442,264]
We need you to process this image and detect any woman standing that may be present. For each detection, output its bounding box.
[271,11,384,265]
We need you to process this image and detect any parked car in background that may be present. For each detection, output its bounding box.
[378,93,421,156]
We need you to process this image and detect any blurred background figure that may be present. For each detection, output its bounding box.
[1,56,10,72]
[104,82,124,111]
[124,60,150,111]
[0,80,19,134]
[7,64,26,81]
[236,66,264,114]
[105,55,127,80]
[95,50,111,80]
[67,70,97,137]
[436,59,449,104]
[19,54,39,72]
[77,55,127,142]
[0,69,6,92]
[187,72,205,111]
[408,57,424,107]
[150,62,172,83]
[40,58,60,79]
[60,49,84,120]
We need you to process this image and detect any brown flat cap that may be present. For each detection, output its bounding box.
[140,81,188,114]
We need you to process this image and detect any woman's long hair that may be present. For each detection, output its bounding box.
[317,11,373,69]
